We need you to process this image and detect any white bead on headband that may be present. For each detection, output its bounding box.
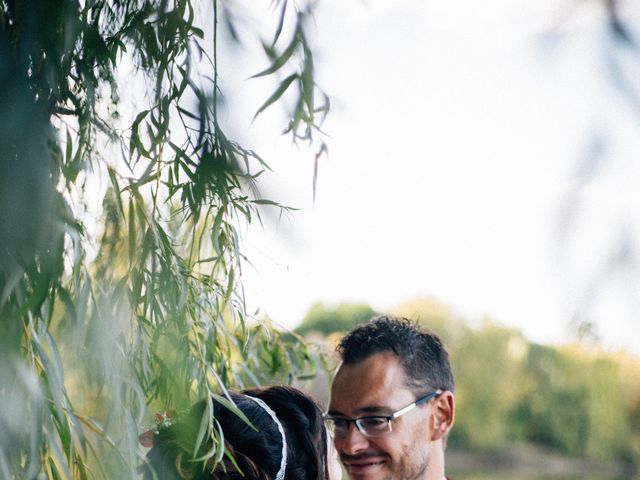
[246,395,287,480]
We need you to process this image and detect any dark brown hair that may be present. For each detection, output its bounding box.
[338,315,455,394]
[142,385,329,480]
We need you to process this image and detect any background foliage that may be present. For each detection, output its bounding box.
[295,302,377,338]
[0,0,327,478]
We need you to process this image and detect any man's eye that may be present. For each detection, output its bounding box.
[332,419,349,429]
[361,417,387,427]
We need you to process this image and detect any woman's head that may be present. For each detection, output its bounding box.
[243,386,329,480]
[142,385,331,480]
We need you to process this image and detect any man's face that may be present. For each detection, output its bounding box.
[328,352,435,480]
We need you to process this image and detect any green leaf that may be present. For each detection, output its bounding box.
[177,105,200,121]
[302,43,314,114]
[58,287,77,324]
[251,34,298,79]
[193,395,213,457]
[107,167,125,217]
[223,268,234,308]
[252,199,280,206]
[211,394,256,431]
[223,443,244,475]
[130,109,150,157]
[211,207,225,254]
[271,0,288,47]
[253,74,298,121]
[214,418,226,464]
[75,452,89,480]
[55,414,73,461]
[128,198,136,264]
[65,129,73,164]
[48,458,63,480]
[190,26,204,39]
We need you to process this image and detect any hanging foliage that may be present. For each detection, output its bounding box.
[0,0,328,478]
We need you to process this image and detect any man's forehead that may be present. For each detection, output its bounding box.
[329,352,415,413]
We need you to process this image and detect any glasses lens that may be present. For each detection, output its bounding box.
[326,418,349,437]
[357,417,391,437]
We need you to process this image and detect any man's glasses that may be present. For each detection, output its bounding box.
[324,390,442,438]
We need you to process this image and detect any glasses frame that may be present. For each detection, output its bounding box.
[325,389,443,438]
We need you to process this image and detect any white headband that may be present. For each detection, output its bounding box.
[245,395,287,480]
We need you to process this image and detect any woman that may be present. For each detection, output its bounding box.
[142,385,341,480]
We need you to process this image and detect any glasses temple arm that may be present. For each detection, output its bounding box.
[391,389,443,420]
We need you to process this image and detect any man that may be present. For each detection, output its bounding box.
[326,316,455,480]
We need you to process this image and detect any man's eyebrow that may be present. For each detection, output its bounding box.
[356,405,390,415]
[327,405,390,417]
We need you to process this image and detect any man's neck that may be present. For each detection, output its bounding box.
[425,440,446,480]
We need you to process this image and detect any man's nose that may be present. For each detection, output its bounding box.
[337,423,370,455]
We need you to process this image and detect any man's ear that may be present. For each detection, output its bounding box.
[430,391,455,441]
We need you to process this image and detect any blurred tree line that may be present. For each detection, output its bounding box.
[296,298,640,469]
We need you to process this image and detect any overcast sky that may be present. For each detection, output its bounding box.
[219,0,640,353]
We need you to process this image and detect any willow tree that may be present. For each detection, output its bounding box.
[0,0,328,478]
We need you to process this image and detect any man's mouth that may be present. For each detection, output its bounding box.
[341,454,386,473]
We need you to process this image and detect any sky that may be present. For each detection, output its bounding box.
[219,0,640,353]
